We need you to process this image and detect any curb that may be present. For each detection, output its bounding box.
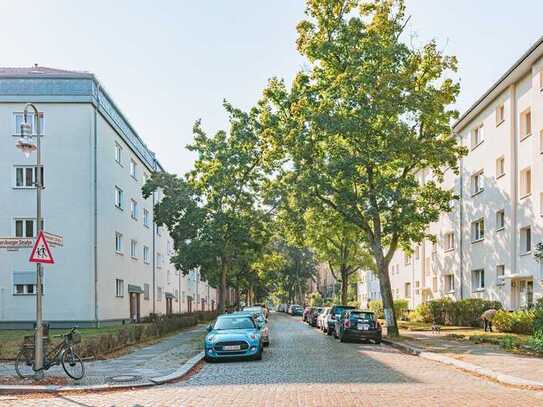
[0,351,205,393]
[382,338,543,390]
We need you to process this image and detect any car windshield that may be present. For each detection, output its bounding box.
[351,312,374,321]
[213,317,255,330]
[244,307,263,313]
[334,306,354,316]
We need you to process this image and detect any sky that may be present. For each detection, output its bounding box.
[1,1,542,175]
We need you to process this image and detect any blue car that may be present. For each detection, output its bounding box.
[204,314,263,362]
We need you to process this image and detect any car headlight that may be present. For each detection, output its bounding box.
[206,335,215,342]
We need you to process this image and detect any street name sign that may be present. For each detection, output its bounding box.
[0,237,34,249]
[29,231,55,264]
[44,231,63,247]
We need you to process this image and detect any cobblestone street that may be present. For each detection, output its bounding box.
[2,313,543,406]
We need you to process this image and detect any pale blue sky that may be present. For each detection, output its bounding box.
[1,1,542,175]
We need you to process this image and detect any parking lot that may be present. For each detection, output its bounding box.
[4,312,543,406]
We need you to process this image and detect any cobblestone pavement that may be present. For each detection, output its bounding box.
[0,325,206,385]
[3,313,543,406]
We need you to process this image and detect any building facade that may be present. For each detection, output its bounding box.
[0,66,216,328]
[358,37,543,311]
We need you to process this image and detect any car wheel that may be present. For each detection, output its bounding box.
[204,355,214,363]
[264,341,270,347]
[339,333,345,343]
[254,348,263,361]
[327,328,332,336]
[374,339,382,345]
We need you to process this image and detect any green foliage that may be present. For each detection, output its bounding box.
[528,331,543,353]
[258,0,465,336]
[414,299,502,327]
[368,299,408,320]
[493,310,534,335]
[308,291,324,306]
[368,300,384,319]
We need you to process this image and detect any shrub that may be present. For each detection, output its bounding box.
[413,302,432,323]
[368,299,408,320]
[528,330,543,353]
[493,310,534,334]
[414,298,502,327]
[308,292,324,306]
[394,299,410,321]
[368,300,384,319]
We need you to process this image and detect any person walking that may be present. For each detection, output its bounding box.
[480,308,497,332]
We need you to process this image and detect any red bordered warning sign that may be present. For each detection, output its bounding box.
[29,231,55,264]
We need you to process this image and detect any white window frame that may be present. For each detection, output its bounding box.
[115,279,124,297]
[496,104,505,126]
[115,143,123,165]
[496,156,505,178]
[157,253,163,269]
[471,269,485,291]
[471,170,484,196]
[115,186,124,210]
[520,108,532,140]
[496,264,505,279]
[13,166,43,189]
[143,245,150,264]
[471,124,484,149]
[115,232,123,254]
[13,112,45,136]
[520,226,532,254]
[444,274,455,293]
[496,210,505,231]
[444,232,455,252]
[129,159,137,180]
[130,239,138,259]
[143,209,150,228]
[130,199,138,220]
[520,167,532,198]
[472,218,485,242]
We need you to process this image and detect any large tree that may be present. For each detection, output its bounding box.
[259,0,465,336]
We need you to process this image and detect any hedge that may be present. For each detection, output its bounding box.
[368,299,409,320]
[493,310,534,334]
[413,298,502,327]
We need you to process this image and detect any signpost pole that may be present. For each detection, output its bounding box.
[35,106,44,373]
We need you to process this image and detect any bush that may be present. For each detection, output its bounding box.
[413,302,432,323]
[368,299,409,320]
[413,298,502,327]
[493,310,534,334]
[394,299,409,321]
[528,330,543,353]
[308,292,324,306]
[368,300,384,319]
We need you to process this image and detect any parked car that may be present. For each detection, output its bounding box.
[236,311,270,347]
[252,303,270,319]
[335,310,382,344]
[308,307,323,327]
[303,306,312,322]
[317,307,330,332]
[327,305,356,337]
[243,306,267,321]
[290,305,304,316]
[204,314,263,362]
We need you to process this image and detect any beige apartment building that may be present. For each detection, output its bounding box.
[359,37,543,311]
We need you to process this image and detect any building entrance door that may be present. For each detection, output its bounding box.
[166,297,173,315]
[130,293,141,322]
[511,279,534,309]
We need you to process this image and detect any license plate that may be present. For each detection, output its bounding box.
[357,323,369,330]
[223,345,241,351]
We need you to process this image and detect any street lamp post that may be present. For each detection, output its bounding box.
[16,103,44,373]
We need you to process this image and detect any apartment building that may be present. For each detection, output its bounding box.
[358,37,543,311]
[0,66,216,328]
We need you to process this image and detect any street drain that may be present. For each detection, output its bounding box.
[108,374,142,383]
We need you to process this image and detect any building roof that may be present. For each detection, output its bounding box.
[454,35,543,133]
[0,65,93,79]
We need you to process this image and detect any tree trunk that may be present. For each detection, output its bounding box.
[218,257,227,314]
[377,261,398,337]
[341,268,349,305]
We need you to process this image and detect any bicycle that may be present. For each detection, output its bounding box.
[15,327,85,380]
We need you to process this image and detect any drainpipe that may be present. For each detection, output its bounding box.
[510,84,518,310]
[93,86,99,327]
[152,189,156,315]
[458,132,464,300]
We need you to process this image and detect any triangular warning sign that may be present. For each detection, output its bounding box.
[29,231,55,264]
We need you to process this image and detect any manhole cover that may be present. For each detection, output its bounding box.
[108,374,142,383]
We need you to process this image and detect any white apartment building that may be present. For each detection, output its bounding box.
[358,37,543,311]
[0,66,216,328]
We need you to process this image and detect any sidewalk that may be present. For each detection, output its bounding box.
[0,324,206,387]
[385,329,543,389]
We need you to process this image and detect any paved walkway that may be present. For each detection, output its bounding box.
[0,325,206,386]
[3,313,543,406]
[399,330,543,383]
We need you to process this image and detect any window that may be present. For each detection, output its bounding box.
[404,282,411,298]
[144,283,150,300]
[471,269,485,291]
[432,276,438,292]
[130,239,137,258]
[115,186,124,209]
[156,224,161,236]
[143,245,150,264]
[520,167,531,197]
[520,108,532,139]
[496,156,505,178]
[444,232,455,251]
[143,209,150,228]
[14,219,42,238]
[157,287,163,302]
[472,219,484,242]
[115,232,123,253]
[14,166,43,188]
[496,210,505,230]
[471,170,484,195]
[115,143,122,165]
[129,159,137,179]
[157,253,163,268]
[404,252,411,266]
[496,264,505,279]
[445,274,455,292]
[471,124,484,148]
[14,112,44,135]
[415,246,420,260]
[496,104,505,125]
[520,226,531,254]
[115,279,124,297]
[130,199,138,220]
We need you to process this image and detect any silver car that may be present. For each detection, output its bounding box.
[317,307,330,332]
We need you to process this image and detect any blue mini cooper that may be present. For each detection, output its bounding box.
[204,314,263,362]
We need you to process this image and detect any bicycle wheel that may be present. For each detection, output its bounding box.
[61,349,85,380]
[15,350,35,379]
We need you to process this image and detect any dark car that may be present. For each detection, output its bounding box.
[335,310,382,344]
[291,305,304,316]
[308,307,323,327]
[327,305,355,337]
